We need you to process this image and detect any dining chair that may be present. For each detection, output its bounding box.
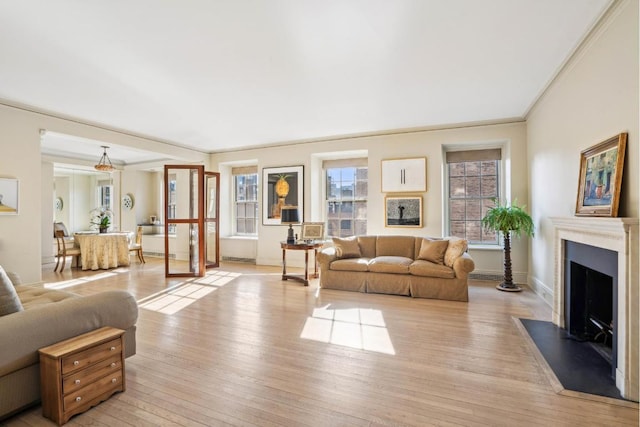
[54,229,81,272]
[129,226,146,263]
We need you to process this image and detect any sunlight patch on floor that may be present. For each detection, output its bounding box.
[138,270,241,315]
[44,271,118,289]
[300,304,395,355]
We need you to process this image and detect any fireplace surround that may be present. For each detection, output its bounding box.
[551,217,638,401]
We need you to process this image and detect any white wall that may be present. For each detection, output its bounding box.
[526,0,639,304]
[0,103,206,283]
[211,121,529,274]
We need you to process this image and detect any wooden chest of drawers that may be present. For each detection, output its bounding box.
[39,327,126,425]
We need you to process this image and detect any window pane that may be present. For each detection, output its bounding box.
[234,173,258,235]
[447,156,499,244]
[326,165,368,237]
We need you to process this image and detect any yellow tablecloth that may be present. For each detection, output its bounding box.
[74,233,130,270]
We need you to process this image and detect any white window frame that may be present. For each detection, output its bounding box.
[324,159,368,238]
[232,166,258,236]
[443,144,507,248]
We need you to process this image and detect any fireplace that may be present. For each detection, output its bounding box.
[551,217,638,401]
[564,241,617,377]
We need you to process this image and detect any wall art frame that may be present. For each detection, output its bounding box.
[381,157,426,192]
[0,178,19,215]
[262,165,304,225]
[575,132,626,217]
[300,222,325,241]
[385,196,422,228]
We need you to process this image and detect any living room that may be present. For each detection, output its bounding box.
[0,0,638,424]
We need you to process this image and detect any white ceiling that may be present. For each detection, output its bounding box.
[0,0,611,157]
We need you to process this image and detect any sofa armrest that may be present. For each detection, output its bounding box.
[0,290,138,377]
[317,247,337,271]
[452,252,475,279]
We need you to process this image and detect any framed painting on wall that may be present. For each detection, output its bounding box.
[385,196,422,228]
[0,178,19,215]
[575,133,626,217]
[262,166,304,225]
[381,157,426,192]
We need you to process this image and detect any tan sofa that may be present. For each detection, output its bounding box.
[0,271,138,420]
[317,235,475,301]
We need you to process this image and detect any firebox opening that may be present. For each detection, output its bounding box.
[568,262,614,365]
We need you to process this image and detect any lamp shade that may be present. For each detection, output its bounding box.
[281,207,299,224]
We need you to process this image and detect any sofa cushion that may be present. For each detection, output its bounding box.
[17,285,77,309]
[357,236,377,259]
[444,237,468,267]
[376,236,416,258]
[409,260,456,279]
[0,266,23,316]
[368,256,413,274]
[330,258,371,272]
[417,239,449,265]
[332,237,361,259]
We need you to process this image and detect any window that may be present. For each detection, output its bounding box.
[96,180,113,211]
[446,149,501,244]
[233,166,258,235]
[325,159,367,237]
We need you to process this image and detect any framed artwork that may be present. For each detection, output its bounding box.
[301,222,325,241]
[0,178,19,215]
[381,157,426,192]
[575,133,626,217]
[385,196,422,227]
[262,165,304,225]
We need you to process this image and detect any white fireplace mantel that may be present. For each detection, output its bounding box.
[550,216,638,401]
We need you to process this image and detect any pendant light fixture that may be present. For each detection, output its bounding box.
[94,145,115,172]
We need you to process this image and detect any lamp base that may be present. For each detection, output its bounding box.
[286,225,295,244]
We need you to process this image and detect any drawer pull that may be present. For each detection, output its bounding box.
[73,360,79,366]
[75,396,82,402]
[110,346,116,351]
[111,378,117,383]
[111,362,117,368]
[74,379,81,385]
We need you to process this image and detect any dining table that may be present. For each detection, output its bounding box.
[73,232,131,270]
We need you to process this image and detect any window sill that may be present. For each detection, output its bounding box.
[222,235,258,240]
[468,244,503,251]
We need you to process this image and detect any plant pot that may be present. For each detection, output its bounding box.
[99,227,108,234]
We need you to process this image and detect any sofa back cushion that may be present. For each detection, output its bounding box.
[444,237,468,267]
[417,238,449,265]
[357,236,377,259]
[376,236,416,259]
[0,265,24,316]
[332,237,362,259]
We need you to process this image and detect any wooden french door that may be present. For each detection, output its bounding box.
[163,165,219,277]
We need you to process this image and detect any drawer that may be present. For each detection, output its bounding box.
[63,355,122,394]
[62,338,121,375]
[63,370,123,413]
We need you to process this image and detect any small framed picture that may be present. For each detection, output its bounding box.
[385,196,422,228]
[301,222,325,241]
[0,178,19,215]
[575,133,626,217]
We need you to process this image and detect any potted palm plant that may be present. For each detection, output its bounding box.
[481,199,534,292]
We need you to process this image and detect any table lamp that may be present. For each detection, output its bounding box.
[281,206,299,244]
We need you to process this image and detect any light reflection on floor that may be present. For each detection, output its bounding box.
[300,304,396,355]
[137,270,241,315]
[44,271,118,289]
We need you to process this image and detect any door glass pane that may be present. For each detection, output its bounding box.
[167,223,199,275]
[206,222,217,266]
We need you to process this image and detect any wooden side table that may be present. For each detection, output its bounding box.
[39,327,126,425]
[281,241,324,286]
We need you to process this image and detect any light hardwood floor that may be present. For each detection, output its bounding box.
[4,258,639,426]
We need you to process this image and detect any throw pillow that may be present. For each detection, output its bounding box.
[332,237,361,259]
[0,265,24,316]
[444,237,468,267]
[417,239,449,264]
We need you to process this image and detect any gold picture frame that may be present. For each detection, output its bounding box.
[385,196,422,228]
[300,222,325,241]
[575,133,626,217]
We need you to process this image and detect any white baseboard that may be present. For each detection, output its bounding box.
[529,276,554,307]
